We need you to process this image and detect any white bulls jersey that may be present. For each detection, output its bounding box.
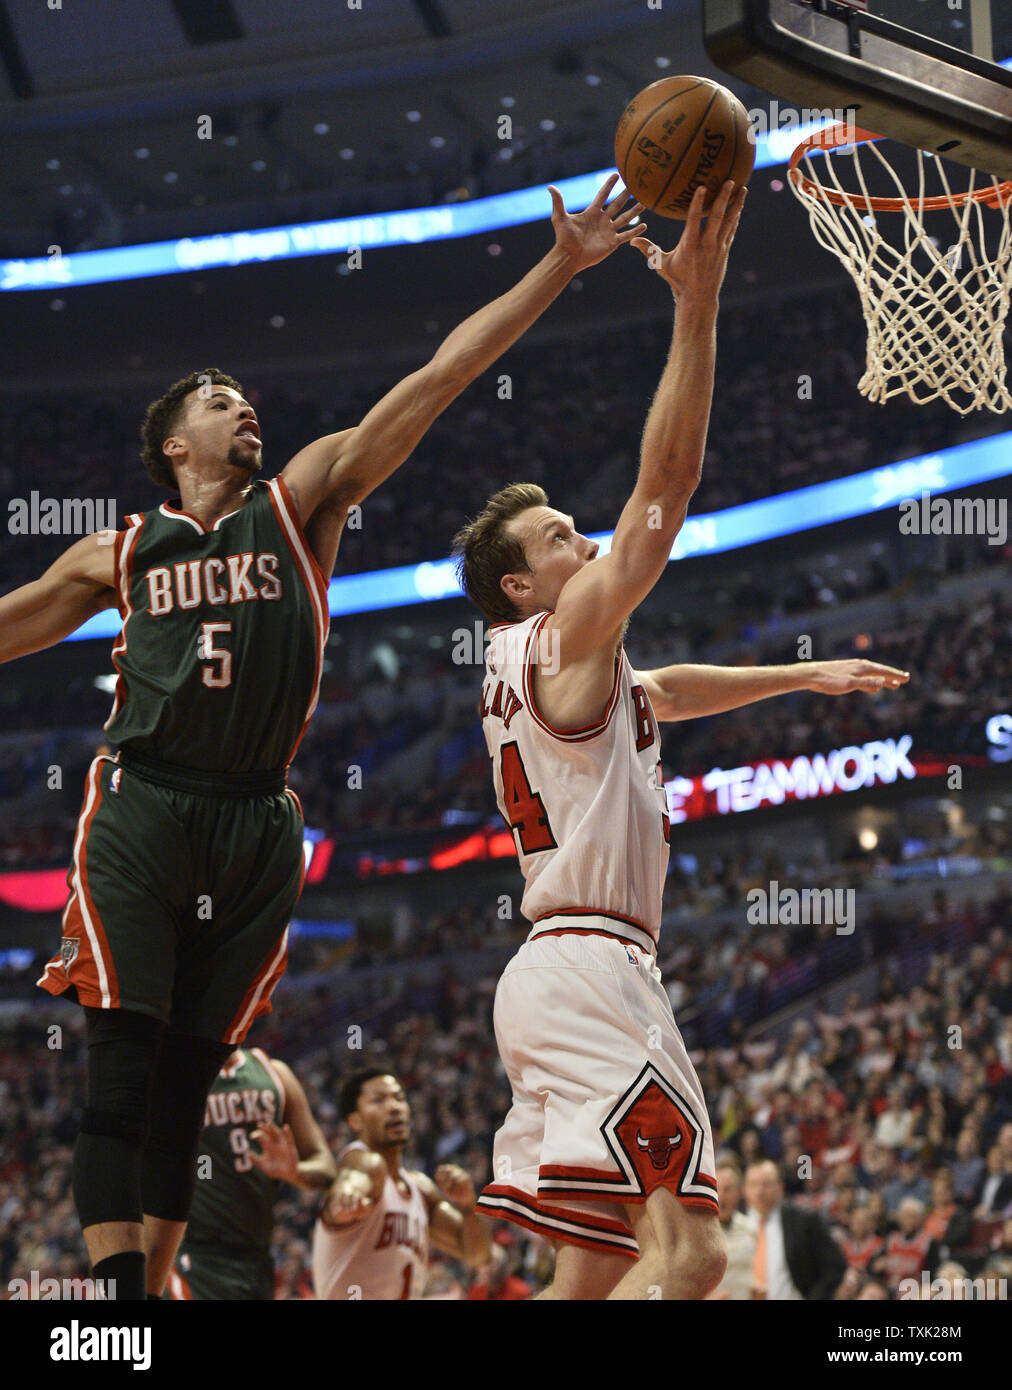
[482,611,670,951]
[312,1143,429,1300]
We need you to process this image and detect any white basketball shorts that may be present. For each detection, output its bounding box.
[476,918,719,1260]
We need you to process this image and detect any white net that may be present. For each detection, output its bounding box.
[789,130,1012,414]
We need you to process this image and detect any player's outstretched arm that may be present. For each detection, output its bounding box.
[547,180,746,668]
[280,175,645,532]
[637,659,910,721]
[248,1059,338,1192]
[317,1149,386,1229]
[0,531,118,665]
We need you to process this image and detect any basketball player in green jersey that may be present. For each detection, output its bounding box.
[166,1046,335,1300]
[0,176,646,1300]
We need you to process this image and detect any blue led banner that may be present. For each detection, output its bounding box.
[0,121,909,293]
[63,431,1009,641]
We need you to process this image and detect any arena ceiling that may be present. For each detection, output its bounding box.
[1,0,709,255]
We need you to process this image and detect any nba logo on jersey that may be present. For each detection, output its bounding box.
[60,937,79,971]
[110,768,122,794]
[625,945,638,965]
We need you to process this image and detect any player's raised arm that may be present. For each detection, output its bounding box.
[280,176,645,530]
[546,180,746,665]
[0,531,119,665]
[415,1165,492,1268]
[636,659,910,721]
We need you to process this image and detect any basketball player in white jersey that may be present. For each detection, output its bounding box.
[312,1068,491,1299]
[452,180,909,1300]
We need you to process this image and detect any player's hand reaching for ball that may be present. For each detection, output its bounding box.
[434,1163,477,1209]
[805,659,910,695]
[548,173,647,271]
[249,1121,300,1183]
[631,179,746,304]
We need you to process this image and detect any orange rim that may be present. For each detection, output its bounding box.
[788,122,1012,212]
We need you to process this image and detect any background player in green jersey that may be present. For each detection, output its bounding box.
[166,1046,335,1300]
[0,177,646,1300]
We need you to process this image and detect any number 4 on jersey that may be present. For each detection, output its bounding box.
[499,742,557,854]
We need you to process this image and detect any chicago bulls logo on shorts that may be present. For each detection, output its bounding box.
[635,1127,683,1170]
[612,1075,696,1196]
[597,1063,716,1205]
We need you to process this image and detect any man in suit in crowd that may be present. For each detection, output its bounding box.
[743,1159,846,1300]
[973,1145,1012,1218]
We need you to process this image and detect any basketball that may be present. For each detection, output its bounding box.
[614,76,755,219]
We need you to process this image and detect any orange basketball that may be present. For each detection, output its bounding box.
[615,76,755,219]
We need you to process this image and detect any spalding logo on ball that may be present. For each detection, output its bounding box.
[615,76,755,219]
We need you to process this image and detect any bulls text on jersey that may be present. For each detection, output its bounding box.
[375,1208,426,1260]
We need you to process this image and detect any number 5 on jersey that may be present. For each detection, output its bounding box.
[499,742,557,854]
[198,621,233,688]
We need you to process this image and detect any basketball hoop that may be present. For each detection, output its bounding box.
[788,123,1012,414]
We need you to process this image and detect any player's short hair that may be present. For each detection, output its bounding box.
[339,1067,398,1120]
[139,367,243,490]
[452,482,549,623]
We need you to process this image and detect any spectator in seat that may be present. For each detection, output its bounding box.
[880,1198,935,1291]
[932,1260,974,1299]
[951,1127,986,1205]
[998,1123,1012,1168]
[467,1236,531,1301]
[840,1203,885,1271]
[979,1217,1012,1284]
[822,1112,860,1170]
[756,1087,793,1161]
[826,1163,861,1232]
[883,1149,932,1215]
[743,1159,846,1300]
[922,1169,972,1258]
[707,1156,758,1300]
[972,1145,1012,1218]
[856,1277,891,1300]
[874,1086,915,1150]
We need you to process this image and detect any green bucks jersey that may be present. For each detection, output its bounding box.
[184,1047,286,1255]
[104,477,329,771]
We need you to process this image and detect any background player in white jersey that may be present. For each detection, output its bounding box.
[312,1068,491,1299]
[452,180,909,1300]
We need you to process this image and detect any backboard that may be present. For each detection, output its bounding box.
[702,0,1012,179]
[870,0,1009,65]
